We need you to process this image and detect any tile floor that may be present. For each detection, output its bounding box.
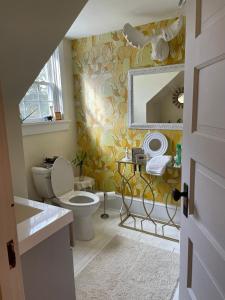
[73,208,180,300]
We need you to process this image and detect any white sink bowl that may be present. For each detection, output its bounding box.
[15,203,42,224]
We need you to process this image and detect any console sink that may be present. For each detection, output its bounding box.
[15,203,42,224]
[15,197,73,255]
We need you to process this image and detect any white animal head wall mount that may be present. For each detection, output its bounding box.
[123,16,183,62]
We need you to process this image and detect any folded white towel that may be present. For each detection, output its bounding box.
[146,155,172,176]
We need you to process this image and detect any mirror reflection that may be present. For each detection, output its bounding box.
[128,64,184,130]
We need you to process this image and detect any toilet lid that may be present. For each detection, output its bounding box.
[51,157,74,197]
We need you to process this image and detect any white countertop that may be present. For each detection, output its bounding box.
[15,197,73,255]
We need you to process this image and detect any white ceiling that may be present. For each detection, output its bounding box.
[66,0,183,39]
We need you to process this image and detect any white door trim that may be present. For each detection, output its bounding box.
[0,82,25,299]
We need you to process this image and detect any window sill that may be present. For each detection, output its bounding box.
[22,120,71,136]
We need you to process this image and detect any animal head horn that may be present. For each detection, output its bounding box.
[161,16,183,42]
[151,16,183,61]
[123,16,184,62]
[123,23,150,48]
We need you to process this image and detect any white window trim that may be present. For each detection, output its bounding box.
[22,120,71,136]
[20,47,63,123]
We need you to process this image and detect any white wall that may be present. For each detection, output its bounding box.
[4,102,28,197]
[0,0,86,197]
[23,39,77,200]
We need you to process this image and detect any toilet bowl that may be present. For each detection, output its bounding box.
[32,157,100,241]
[55,190,100,241]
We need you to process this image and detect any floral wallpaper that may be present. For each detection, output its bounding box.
[72,18,185,203]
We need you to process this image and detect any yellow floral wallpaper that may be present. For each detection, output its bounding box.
[72,18,185,203]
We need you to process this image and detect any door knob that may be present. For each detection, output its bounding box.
[172,188,188,201]
[172,183,189,218]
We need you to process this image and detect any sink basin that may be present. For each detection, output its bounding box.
[15,203,42,224]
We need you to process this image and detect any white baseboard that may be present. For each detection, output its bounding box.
[99,192,181,225]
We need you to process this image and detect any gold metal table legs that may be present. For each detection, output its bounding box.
[117,161,180,243]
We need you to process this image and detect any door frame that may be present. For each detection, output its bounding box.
[0,82,25,299]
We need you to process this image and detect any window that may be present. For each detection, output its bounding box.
[19,47,63,122]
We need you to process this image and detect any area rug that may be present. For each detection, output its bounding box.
[75,235,179,300]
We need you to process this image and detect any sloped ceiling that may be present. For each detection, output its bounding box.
[66,0,182,38]
[0,0,87,105]
[0,0,87,197]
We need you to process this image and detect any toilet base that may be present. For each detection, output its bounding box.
[46,196,99,241]
[73,215,94,241]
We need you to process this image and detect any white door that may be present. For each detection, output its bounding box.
[0,83,25,299]
[180,0,225,299]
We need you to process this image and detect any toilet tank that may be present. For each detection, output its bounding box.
[32,167,54,199]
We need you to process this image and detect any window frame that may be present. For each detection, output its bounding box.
[19,47,63,123]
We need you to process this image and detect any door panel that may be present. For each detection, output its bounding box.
[201,0,225,31]
[191,252,223,300]
[196,15,225,66]
[201,0,225,23]
[190,133,225,178]
[197,60,225,131]
[194,163,225,249]
[189,216,225,297]
[180,0,225,298]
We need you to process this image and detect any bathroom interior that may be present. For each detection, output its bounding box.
[5,0,186,299]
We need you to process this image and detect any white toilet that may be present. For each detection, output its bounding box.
[32,157,100,241]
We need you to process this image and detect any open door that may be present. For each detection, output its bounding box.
[179,0,225,299]
[0,83,25,299]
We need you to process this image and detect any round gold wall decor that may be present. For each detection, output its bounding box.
[172,87,184,109]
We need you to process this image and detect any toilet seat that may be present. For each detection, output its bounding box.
[58,190,100,207]
[51,157,99,208]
